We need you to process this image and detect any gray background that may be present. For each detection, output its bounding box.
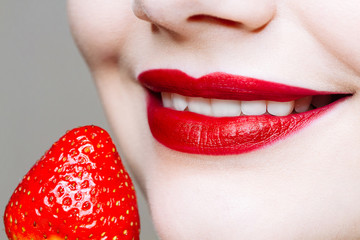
[1,1,158,239]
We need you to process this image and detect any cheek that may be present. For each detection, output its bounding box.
[67,0,135,65]
[291,1,360,71]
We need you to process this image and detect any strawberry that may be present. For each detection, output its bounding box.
[4,125,140,240]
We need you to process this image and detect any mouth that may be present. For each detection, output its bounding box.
[138,69,351,155]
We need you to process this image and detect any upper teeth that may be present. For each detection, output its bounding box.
[161,92,313,117]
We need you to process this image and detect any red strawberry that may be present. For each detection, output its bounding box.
[4,125,140,240]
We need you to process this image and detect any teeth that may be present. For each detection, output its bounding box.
[161,92,173,108]
[295,96,312,113]
[241,100,267,116]
[161,92,327,117]
[188,97,212,116]
[211,99,241,117]
[267,100,295,116]
[172,93,188,111]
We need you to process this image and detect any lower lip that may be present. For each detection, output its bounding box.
[146,93,343,155]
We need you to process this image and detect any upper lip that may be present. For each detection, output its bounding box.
[138,69,336,101]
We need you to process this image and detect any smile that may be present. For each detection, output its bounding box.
[138,69,350,155]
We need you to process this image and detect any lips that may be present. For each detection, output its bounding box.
[138,69,349,155]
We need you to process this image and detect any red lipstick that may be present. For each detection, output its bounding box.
[139,69,329,102]
[138,69,347,155]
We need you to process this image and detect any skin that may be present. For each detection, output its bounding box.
[67,0,360,239]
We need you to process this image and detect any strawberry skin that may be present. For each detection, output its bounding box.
[4,126,140,240]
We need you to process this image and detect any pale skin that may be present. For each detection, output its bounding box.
[67,0,360,239]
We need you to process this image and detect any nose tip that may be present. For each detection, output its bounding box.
[132,0,276,34]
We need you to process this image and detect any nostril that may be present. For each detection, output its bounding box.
[188,1,277,32]
[188,14,242,28]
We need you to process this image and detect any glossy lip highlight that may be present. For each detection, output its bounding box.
[139,69,348,155]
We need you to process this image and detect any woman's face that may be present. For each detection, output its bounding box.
[68,0,360,239]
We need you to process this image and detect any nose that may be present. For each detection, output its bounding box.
[132,0,276,34]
